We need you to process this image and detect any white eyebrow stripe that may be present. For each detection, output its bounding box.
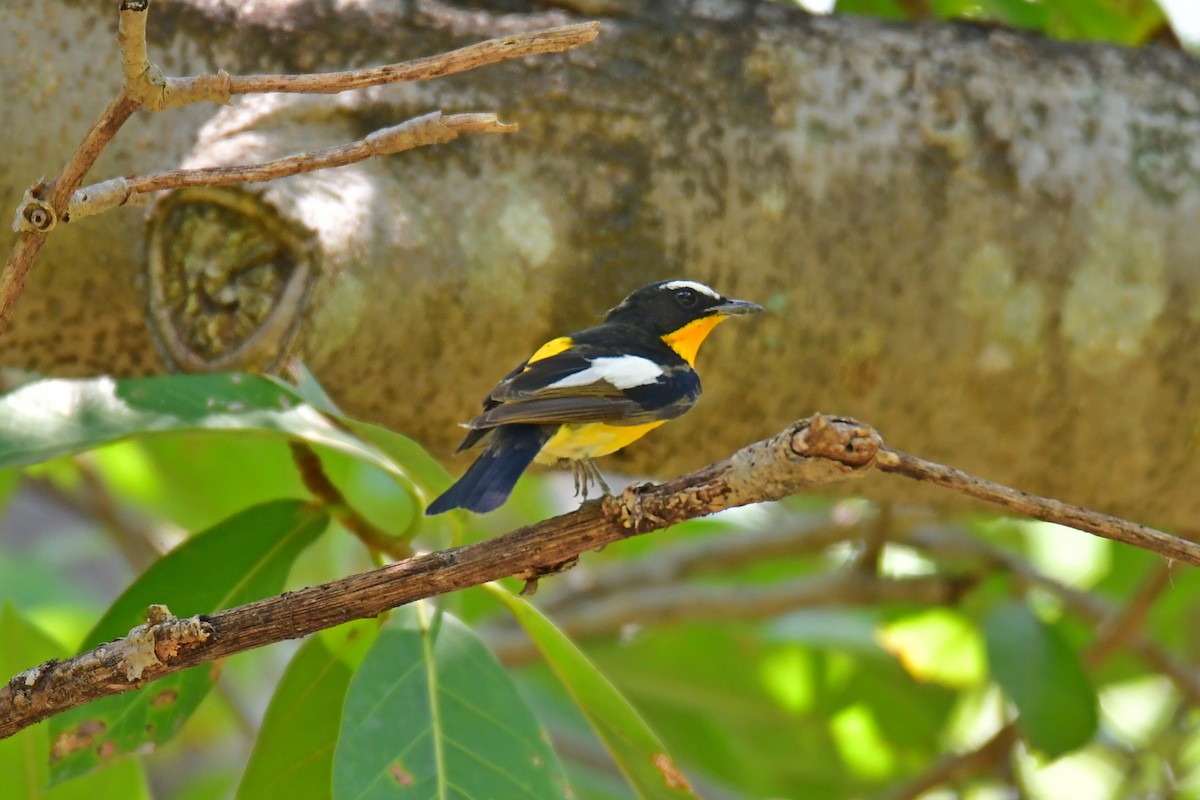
[662,280,721,299]
[546,355,665,390]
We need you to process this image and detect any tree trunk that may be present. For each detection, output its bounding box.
[3,0,1199,527]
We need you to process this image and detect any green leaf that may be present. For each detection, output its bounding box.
[1048,0,1167,45]
[0,606,151,799]
[0,467,20,513]
[833,0,909,20]
[0,603,67,799]
[332,608,567,800]
[49,499,330,782]
[978,0,1050,29]
[984,600,1098,758]
[486,584,697,800]
[344,421,454,511]
[47,760,150,800]
[0,374,406,487]
[237,620,381,800]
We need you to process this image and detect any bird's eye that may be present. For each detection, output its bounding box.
[675,288,698,308]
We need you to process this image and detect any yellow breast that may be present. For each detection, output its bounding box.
[536,420,666,463]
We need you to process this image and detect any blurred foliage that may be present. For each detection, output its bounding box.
[831,0,1175,46]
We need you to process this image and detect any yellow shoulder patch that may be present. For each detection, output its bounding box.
[527,335,574,365]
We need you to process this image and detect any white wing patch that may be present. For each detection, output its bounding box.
[547,355,665,390]
[662,280,720,299]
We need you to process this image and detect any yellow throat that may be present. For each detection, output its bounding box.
[661,314,727,366]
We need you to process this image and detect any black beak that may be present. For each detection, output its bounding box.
[711,298,764,316]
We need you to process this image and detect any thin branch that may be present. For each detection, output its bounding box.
[25,460,181,572]
[289,441,412,560]
[876,447,1200,567]
[881,724,1020,800]
[1,94,142,332]
[1084,560,1177,665]
[221,24,599,99]
[68,112,515,221]
[2,1,152,330]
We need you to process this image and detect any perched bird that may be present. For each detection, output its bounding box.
[425,280,763,515]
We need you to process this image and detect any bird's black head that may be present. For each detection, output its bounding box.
[603,280,763,336]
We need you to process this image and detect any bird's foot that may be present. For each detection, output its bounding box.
[565,457,612,502]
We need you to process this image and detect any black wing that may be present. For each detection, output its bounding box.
[456,342,700,449]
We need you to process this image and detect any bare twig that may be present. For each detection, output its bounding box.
[68,112,515,221]
[877,448,1200,567]
[881,724,1020,800]
[25,459,181,572]
[0,0,597,333]
[1085,560,1177,664]
[221,24,598,98]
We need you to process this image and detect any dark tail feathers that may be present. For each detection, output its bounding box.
[425,425,549,515]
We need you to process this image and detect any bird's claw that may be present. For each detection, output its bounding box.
[566,457,612,502]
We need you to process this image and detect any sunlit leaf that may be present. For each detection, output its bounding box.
[94,435,307,532]
[0,374,408,489]
[332,607,567,800]
[879,608,986,688]
[985,600,1098,758]
[238,620,381,800]
[833,0,909,20]
[1049,0,1167,45]
[49,500,330,782]
[486,584,697,800]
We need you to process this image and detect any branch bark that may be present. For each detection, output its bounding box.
[1,414,1194,739]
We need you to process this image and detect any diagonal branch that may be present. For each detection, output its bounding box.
[876,448,1200,566]
[1,414,1195,739]
[68,112,515,221]
[0,415,875,739]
